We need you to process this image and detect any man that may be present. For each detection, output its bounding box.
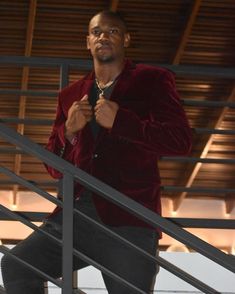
[1,10,192,293]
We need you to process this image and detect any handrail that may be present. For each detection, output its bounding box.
[0,123,234,293]
[0,122,234,274]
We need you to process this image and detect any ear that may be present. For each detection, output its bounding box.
[86,35,90,50]
[124,33,130,48]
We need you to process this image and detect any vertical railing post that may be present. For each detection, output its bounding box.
[60,64,69,89]
[62,172,74,294]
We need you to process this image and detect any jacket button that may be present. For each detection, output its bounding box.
[92,153,98,159]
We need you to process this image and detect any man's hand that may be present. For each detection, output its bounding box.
[94,94,119,129]
[65,94,92,140]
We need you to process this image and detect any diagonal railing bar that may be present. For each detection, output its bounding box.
[0,201,219,294]
[0,123,234,275]
[0,56,235,78]
[0,245,62,288]
[0,165,61,207]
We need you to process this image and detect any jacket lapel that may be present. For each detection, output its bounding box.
[94,60,135,147]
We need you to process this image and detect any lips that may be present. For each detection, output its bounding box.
[98,44,111,50]
[96,46,112,54]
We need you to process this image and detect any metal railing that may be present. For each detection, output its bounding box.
[0,122,235,294]
[0,56,235,293]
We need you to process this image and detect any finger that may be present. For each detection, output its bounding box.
[95,96,106,108]
[94,103,101,112]
[85,114,93,122]
[79,104,92,111]
[79,99,91,106]
[72,101,79,107]
[81,109,93,116]
[81,94,88,101]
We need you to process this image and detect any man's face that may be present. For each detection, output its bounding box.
[87,14,130,63]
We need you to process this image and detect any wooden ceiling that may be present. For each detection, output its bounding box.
[0,0,235,239]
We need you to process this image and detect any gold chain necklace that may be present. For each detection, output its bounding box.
[95,78,115,96]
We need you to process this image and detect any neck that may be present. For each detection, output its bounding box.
[94,59,125,84]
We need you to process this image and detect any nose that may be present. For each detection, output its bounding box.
[99,31,110,40]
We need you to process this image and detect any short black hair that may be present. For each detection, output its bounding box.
[91,10,128,31]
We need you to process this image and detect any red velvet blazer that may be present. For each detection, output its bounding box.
[45,59,192,231]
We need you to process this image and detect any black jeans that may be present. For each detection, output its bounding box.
[1,192,159,294]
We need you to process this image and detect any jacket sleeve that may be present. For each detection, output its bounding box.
[44,93,79,178]
[111,70,192,156]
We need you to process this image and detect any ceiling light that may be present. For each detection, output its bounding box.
[171,210,178,216]
[198,84,211,89]
[166,244,190,253]
[231,247,235,255]
[11,204,18,211]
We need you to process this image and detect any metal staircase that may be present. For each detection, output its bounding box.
[0,56,234,294]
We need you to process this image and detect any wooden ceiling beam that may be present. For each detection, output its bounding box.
[173,86,235,212]
[12,0,37,207]
[225,193,235,215]
[173,0,202,65]
[171,0,235,212]
[170,0,202,212]
[109,0,120,12]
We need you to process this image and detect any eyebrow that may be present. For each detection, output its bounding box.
[91,25,120,29]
